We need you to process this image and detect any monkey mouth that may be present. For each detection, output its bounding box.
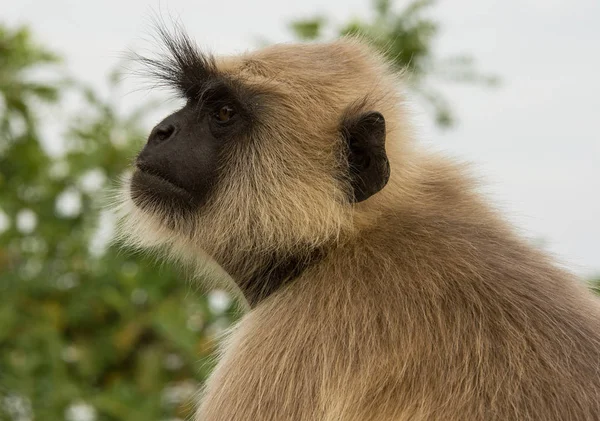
[130,166,198,212]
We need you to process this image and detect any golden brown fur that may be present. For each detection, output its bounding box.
[116,37,600,420]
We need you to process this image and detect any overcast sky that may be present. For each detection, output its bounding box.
[5,0,600,277]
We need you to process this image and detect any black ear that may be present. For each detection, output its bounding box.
[343,111,390,202]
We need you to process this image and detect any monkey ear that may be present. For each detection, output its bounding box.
[343,111,390,202]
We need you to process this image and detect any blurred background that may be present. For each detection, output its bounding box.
[1,0,598,420]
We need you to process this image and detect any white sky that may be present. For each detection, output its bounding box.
[4,0,600,277]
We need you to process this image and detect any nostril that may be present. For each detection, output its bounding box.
[152,124,176,143]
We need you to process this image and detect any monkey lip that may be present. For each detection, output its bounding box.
[131,166,197,208]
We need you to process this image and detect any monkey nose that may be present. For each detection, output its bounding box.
[148,123,176,145]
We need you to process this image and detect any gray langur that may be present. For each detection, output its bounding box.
[114,27,600,421]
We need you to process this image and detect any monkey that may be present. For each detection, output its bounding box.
[114,26,600,421]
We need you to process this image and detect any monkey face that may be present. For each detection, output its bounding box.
[131,87,251,220]
[119,28,398,273]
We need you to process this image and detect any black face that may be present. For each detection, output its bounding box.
[130,86,247,218]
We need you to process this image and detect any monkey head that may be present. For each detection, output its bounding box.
[116,28,405,302]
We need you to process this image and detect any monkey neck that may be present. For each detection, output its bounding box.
[233,248,327,307]
[228,153,484,308]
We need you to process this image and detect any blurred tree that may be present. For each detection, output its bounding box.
[0,25,235,421]
[289,0,498,128]
[591,278,600,296]
[0,26,60,138]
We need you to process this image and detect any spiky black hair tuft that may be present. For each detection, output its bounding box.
[135,22,219,99]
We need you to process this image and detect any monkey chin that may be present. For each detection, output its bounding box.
[115,172,247,309]
[129,169,199,232]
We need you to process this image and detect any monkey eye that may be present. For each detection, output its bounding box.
[214,105,236,124]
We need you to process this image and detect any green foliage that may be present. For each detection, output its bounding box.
[289,16,326,41]
[591,278,600,296]
[288,0,498,128]
[0,24,237,421]
[0,26,61,136]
